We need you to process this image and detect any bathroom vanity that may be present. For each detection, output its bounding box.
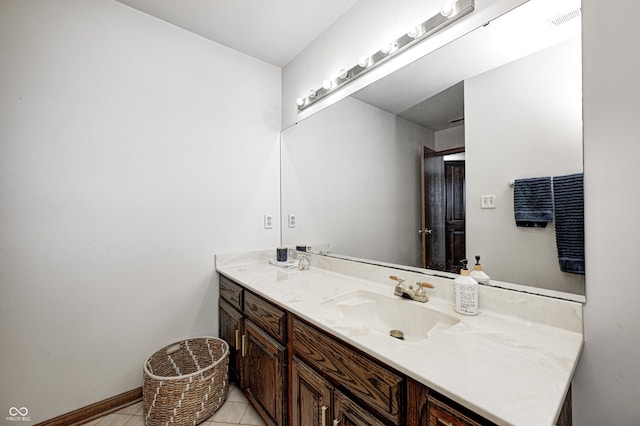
[216,250,582,426]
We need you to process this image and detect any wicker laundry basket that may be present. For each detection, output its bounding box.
[143,337,229,426]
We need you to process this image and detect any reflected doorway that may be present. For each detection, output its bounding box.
[420,146,466,272]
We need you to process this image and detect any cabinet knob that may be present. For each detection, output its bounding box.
[321,405,328,426]
[332,420,340,426]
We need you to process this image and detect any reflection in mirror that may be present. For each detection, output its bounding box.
[281,0,584,297]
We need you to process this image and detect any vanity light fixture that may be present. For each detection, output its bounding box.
[296,0,475,111]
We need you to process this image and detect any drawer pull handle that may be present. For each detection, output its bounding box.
[333,420,340,426]
[242,334,247,358]
[235,329,240,350]
[321,405,327,426]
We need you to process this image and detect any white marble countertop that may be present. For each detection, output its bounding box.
[216,250,583,426]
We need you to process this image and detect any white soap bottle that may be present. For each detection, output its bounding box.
[470,255,490,284]
[454,259,479,316]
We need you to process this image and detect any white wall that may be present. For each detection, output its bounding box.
[435,125,465,151]
[465,38,584,295]
[281,97,433,266]
[282,0,529,129]
[572,0,640,424]
[0,0,280,422]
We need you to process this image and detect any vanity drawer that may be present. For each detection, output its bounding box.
[244,291,286,344]
[292,318,403,424]
[219,275,243,311]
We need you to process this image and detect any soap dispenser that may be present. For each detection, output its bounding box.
[470,255,490,284]
[454,259,479,316]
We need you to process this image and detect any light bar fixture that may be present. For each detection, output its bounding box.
[296,0,475,111]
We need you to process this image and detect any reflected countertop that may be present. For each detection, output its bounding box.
[215,250,583,426]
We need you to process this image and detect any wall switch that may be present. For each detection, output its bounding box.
[288,214,296,228]
[264,214,273,229]
[481,195,496,209]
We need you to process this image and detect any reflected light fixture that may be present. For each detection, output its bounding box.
[296,0,474,111]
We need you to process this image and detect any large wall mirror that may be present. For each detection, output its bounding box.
[281,0,584,299]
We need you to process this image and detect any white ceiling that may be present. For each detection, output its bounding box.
[115,0,358,67]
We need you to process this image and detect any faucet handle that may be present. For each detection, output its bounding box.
[389,275,405,285]
[417,282,434,289]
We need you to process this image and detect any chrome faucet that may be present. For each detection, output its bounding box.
[389,275,434,303]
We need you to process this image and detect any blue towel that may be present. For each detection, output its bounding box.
[553,173,584,275]
[513,177,553,227]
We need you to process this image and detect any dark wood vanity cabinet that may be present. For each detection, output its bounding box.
[218,275,287,425]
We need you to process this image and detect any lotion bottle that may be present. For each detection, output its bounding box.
[454,259,479,315]
[470,255,490,284]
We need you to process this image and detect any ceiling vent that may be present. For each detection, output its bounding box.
[548,8,581,26]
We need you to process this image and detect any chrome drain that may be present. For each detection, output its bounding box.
[390,329,404,340]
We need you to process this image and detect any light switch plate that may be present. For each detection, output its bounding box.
[481,195,496,209]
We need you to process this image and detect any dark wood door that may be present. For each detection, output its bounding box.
[291,357,333,426]
[333,390,385,426]
[421,146,465,271]
[218,299,245,388]
[444,161,465,273]
[244,320,286,426]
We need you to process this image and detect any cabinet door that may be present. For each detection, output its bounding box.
[333,389,385,426]
[427,396,484,426]
[291,357,333,426]
[219,299,245,388]
[244,320,286,426]
[407,378,430,426]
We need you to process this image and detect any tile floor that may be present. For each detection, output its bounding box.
[84,384,265,426]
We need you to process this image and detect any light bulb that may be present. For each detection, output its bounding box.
[358,56,370,68]
[322,79,332,90]
[296,97,305,107]
[441,1,455,17]
[308,89,317,99]
[407,25,422,38]
[338,69,348,79]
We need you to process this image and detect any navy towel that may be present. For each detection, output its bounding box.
[553,173,585,275]
[513,177,553,227]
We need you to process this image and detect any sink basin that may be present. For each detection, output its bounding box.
[320,290,459,341]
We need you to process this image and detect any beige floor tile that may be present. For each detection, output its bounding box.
[210,401,248,424]
[92,413,133,426]
[239,405,265,426]
[115,401,143,416]
[123,415,146,426]
[226,386,248,403]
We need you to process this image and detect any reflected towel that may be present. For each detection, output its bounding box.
[513,177,553,227]
[553,173,584,275]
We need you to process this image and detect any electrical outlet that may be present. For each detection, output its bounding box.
[288,214,296,228]
[481,195,496,209]
[264,214,273,229]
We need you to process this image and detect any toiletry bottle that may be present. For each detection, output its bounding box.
[454,259,479,315]
[470,255,490,284]
[298,253,310,271]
